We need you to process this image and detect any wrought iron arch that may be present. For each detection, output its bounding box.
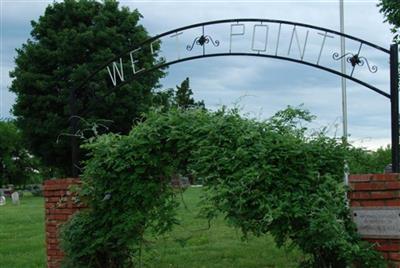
[70,18,399,175]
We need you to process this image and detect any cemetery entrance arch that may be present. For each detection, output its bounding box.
[70,18,399,175]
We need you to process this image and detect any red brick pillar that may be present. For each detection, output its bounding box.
[44,178,84,268]
[349,174,400,267]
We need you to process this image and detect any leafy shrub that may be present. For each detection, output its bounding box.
[347,145,391,174]
[61,107,384,267]
[26,184,43,197]
[60,132,179,267]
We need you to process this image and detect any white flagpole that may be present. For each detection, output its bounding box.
[340,0,349,187]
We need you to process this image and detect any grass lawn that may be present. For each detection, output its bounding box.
[0,188,301,268]
[142,187,301,267]
[0,194,45,268]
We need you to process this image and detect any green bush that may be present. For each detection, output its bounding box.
[25,184,43,197]
[347,145,391,174]
[61,107,384,267]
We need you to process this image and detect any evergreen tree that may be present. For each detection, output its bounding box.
[174,77,205,109]
[10,0,165,176]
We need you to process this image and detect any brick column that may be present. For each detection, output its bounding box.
[349,173,400,267]
[44,178,84,268]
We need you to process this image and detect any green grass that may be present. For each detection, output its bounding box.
[142,187,301,267]
[0,194,45,268]
[0,188,301,268]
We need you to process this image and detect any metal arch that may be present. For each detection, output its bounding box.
[78,52,391,123]
[69,18,399,176]
[106,53,390,99]
[79,52,391,117]
[73,18,390,93]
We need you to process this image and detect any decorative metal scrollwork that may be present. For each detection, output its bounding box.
[332,52,378,73]
[186,35,220,51]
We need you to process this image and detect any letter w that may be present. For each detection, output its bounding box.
[107,58,125,86]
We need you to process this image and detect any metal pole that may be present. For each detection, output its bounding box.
[390,44,399,173]
[340,0,348,144]
[339,0,349,187]
[69,87,79,177]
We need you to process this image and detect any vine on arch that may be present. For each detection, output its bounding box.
[60,107,383,268]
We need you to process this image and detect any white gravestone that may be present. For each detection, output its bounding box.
[0,196,5,206]
[11,192,20,205]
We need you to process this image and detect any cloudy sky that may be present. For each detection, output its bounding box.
[0,0,397,149]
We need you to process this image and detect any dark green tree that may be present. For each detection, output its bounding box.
[10,0,165,176]
[379,0,400,42]
[175,77,205,109]
[0,120,40,186]
[151,77,205,111]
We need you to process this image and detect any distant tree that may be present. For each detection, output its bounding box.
[175,78,205,109]
[151,77,205,112]
[347,145,391,174]
[10,0,165,176]
[379,0,400,42]
[151,88,175,111]
[0,121,40,186]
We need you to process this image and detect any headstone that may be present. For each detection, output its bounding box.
[180,176,190,188]
[384,163,392,173]
[352,207,400,238]
[0,196,6,206]
[11,191,20,205]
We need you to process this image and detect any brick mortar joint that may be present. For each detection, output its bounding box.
[44,178,84,268]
